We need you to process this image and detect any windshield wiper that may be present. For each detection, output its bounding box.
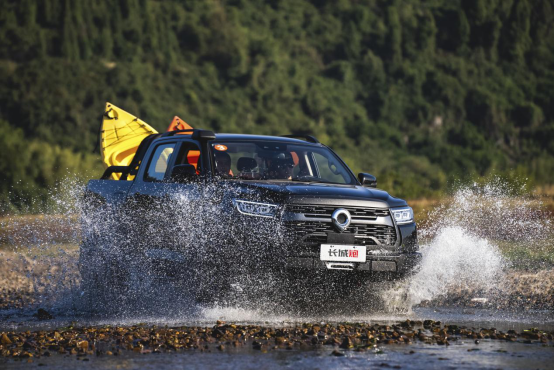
[290,177,335,184]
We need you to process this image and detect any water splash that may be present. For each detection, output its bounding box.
[398,226,505,307]
[1,176,552,322]
[74,180,293,318]
[0,175,86,313]
[382,178,552,312]
[421,179,552,244]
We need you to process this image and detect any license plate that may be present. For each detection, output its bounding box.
[320,244,366,262]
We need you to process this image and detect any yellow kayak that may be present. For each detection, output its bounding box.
[101,102,158,180]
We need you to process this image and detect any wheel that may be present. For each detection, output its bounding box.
[79,245,130,314]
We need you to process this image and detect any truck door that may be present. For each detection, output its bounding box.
[126,141,178,201]
[125,140,205,255]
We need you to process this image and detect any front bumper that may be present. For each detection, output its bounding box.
[285,251,422,274]
[280,208,420,274]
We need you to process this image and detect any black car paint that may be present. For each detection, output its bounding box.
[83,133,421,278]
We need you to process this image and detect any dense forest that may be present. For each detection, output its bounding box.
[1,0,553,212]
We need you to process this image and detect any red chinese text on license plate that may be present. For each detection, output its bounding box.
[320,244,366,262]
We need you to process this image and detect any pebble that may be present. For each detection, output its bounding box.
[0,320,550,360]
[34,309,53,321]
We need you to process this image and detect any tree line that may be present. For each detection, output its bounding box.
[0,0,553,212]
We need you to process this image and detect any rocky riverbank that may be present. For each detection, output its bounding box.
[1,320,552,361]
[417,270,554,311]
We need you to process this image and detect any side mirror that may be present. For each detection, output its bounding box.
[358,173,377,188]
[170,164,197,183]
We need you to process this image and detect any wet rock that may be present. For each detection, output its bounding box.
[400,320,413,328]
[22,340,38,350]
[0,321,550,360]
[324,337,341,346]
[252,341,266,351]
[339,337,354,349]
[1,334,12,345]
[331,350,345,357]
[34,309,53,321]
[423,320,434,327]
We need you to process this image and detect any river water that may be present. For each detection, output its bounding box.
[0,180,553,368]
[1,339,553,370]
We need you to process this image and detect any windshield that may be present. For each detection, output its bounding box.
[210,141,356,185]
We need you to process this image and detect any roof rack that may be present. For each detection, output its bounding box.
[280,134,320,144]
[162,129,216,140]
[161,129,196,137]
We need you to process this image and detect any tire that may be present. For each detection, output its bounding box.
[79,245,129,314]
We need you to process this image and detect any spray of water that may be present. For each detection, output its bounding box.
[0,175,86,314]
[73,180,295,319]
[381,178,552,312]
[1,175,552,324]
[395,226,505,307]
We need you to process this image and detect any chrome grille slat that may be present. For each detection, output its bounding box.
[284,221,397,246]
[287,205,389,219]
[284,205,397,249]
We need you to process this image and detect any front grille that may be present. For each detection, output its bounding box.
[356,224,397,245]
[287,205,389,220]
[284,221,397,246]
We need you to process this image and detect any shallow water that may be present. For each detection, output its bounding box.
[1,336,553,370]
[2,305,553,333]
[1,180,553,368]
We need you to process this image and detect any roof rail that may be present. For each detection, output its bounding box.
[161,129,196,137]
[162,129,216,140]
[280,134,320,143]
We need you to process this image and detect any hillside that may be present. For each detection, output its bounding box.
[1,0,553,211]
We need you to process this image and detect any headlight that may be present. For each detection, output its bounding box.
[233,199,279,218]
[392,207,414,225]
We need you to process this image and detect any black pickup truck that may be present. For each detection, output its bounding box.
[80,129,420,301]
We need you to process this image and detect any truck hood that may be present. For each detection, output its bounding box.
[222,180,408,208]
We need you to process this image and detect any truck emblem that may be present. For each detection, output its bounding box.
[331,208,351,232]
